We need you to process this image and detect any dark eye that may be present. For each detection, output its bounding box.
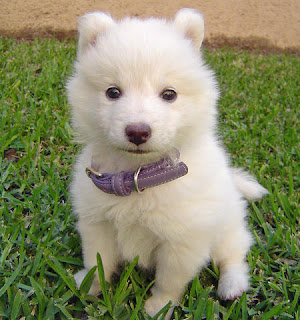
[106,87,122,100]
[161,88,177,102]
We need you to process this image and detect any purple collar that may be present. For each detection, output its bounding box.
[85,151,188,196]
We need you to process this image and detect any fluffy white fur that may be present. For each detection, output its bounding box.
[67,9,268,319]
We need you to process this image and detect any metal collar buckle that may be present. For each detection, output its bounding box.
[133,166,143,193]
[85,167,102,178]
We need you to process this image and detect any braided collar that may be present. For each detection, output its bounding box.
[85,151,188,196]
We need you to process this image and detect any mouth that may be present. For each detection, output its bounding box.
[126,149,151,154]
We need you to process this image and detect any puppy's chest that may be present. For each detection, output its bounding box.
[104,194,166,267]
[116,221,159,268]
[103,187,167,223]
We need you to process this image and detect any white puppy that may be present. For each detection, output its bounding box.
[67,8,268,319]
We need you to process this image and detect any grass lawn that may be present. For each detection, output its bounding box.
[0,37,299,319]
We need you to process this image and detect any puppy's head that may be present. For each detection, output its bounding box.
[67,9,218,159]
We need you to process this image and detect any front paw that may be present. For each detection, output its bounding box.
[217,266,249,300]
[74,269,101,296]
[144,294,174,320]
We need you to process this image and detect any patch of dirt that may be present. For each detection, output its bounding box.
[0,0,300,53]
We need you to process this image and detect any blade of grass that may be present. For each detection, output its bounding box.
[115,256,139,304]
[29,276,47,320]
[79,266,97,295]
[10,289,22,320]
[129,280,155,320]
[0,251,25,298]
[97,252,112,314]
[260,302,288,320]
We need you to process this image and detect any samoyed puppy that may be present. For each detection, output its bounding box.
[67,8,268,319]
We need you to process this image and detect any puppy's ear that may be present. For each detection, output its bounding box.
[174,8,205,49]
[77,12,115,57]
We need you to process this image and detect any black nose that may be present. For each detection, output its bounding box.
[125,123,152,146]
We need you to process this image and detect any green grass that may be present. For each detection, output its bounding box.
[0,37,299,319]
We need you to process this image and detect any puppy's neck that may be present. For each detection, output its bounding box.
[87,143,176,174]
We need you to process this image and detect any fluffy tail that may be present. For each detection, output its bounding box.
[231,168,269,201]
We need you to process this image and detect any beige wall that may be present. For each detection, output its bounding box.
[0,0,299,51]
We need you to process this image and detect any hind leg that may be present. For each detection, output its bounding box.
[211,220,253,300]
